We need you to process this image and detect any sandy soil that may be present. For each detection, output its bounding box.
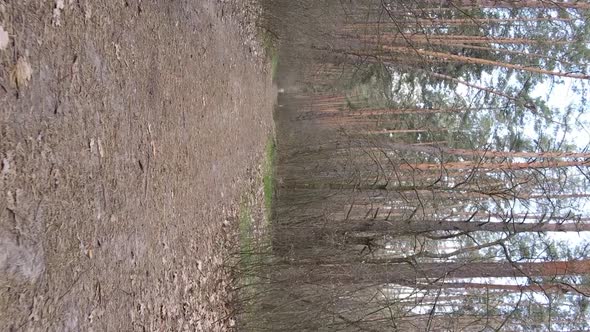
[0,0,275,330]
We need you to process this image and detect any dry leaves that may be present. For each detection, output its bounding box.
[10,57,33,88]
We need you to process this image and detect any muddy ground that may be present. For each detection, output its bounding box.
[0,0,275,330]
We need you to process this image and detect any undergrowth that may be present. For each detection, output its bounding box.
[235,135,276,330]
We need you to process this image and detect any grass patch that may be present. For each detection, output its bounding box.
[236,195,271,330]
[262,137,276,218]
[234,137,276,330]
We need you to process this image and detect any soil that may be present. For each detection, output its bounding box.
[0,0,275,330]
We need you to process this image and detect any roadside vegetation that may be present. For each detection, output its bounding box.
[235,134,276,330]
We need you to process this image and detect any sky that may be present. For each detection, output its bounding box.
[530,79,590,246]
[530,77,590,147]
[452,72,590,248]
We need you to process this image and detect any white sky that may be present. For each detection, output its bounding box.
[530,77,590,147]
[452,74,590,248]
[530,78,590,246]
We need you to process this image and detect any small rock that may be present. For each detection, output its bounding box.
[0,26,9,51]
[89,138,96,153]
[1,158,9,175]
[53,0,65,26]
[97,139,104,158]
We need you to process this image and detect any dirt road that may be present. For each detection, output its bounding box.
[0,0,275,330]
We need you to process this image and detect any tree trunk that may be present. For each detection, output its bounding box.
[275,259,590,285]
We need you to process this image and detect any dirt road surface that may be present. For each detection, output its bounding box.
[0,0,275,330]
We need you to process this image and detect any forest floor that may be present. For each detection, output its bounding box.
[0,0,276,330]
